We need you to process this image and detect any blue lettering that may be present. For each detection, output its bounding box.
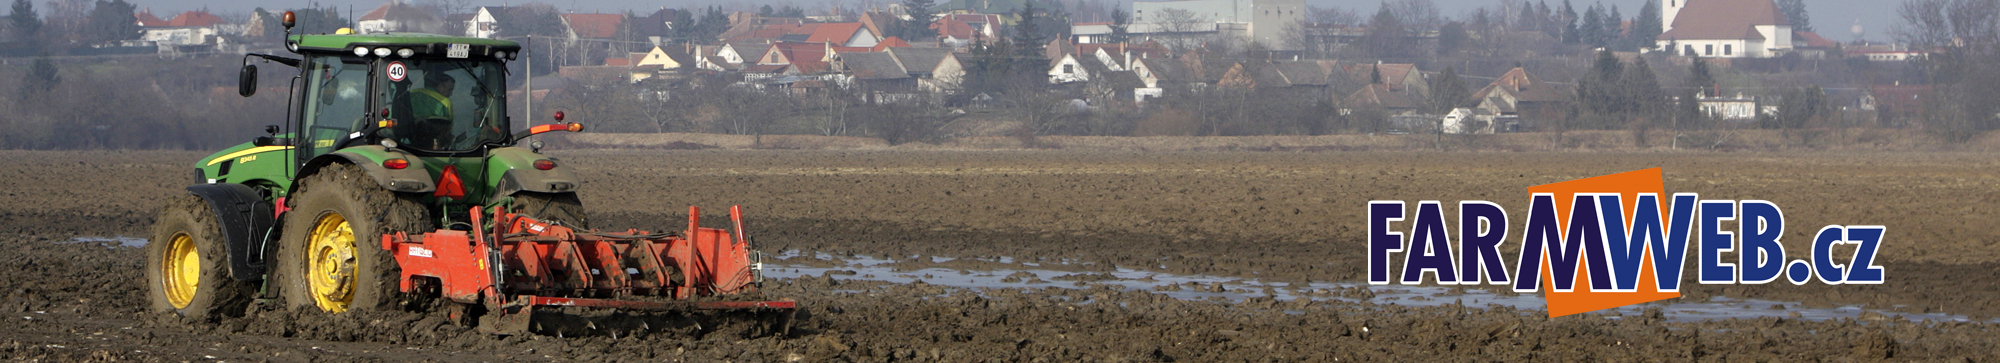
[1368,201,1405,285]
[1458,201,1510,285]
[1845,226,1887,284]
[1699,200,1738,284]
[1570,195,1614,291]
[1514,194,1585,292]
[1656,194,1699,291]
[1811,226,1845,284]
[1738,201,1785,284]
[1402,201,1458,284]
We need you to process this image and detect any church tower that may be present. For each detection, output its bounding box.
[1663,0,1686,33]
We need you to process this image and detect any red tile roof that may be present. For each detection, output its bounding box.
[1343,63,1417,86]
[762,42,831,73]
[135,11,167,27]
[806,23,866,45]
[872,36,912,51]
[1346,84,1423,109]
[1794,31,1838,48]
[167,11,224,27]
[1659,0,1788,41]
[1472,67,1567,103]
[932,14,998,40]
[562,13,625,39]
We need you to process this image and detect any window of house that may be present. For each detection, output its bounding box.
[1724,44,1733,55]
[1685,45,1696,56]
[1064,64,1074,74]
[1705,44,1713,56]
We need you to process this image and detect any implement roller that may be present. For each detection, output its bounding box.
[383,206,794,335]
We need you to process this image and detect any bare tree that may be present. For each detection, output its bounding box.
[1387,0,1442,32]
[1151,8,1209,51]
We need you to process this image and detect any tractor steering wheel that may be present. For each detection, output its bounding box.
[413,116,461,150]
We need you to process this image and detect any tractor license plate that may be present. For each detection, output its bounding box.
[447,44,470,58]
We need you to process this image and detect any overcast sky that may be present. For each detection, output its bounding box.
[131,0,1894,42]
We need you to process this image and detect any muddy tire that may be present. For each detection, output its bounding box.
[145,194,255,322]
[510,192,588,229]
[275,163,433,313]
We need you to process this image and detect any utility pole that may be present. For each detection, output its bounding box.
[526,35,533,130]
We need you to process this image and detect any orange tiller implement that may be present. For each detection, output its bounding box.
[381,205,793,335]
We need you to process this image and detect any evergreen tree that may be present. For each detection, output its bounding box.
[1108,5,1128,43]
[85,0,141,44]
[1621,57,1665,114]
[1559,0,1578,44]
[1012,1,1044,57]
[901,0,936,40]
[8,0,41,44]
[1607,5,1624,50]
[1535,1,1552,34]
[1776,0,1811,32]
[1686,57,1715,97]
[1437,21,1468,57]
[1362,5,1410,59]
[1429,67,1471,113]
[1580,4,1605,48]
[1632,1,1663,51]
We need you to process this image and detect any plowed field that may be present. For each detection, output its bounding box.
[2,149,1997,362]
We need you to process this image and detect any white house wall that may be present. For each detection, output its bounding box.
[1662,39,1756,58]
[1049,55,1089,84]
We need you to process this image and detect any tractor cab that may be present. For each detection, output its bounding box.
[286,34,520,157]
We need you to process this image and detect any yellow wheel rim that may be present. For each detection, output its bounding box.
[162,233,199,309]
[307,212,358,313]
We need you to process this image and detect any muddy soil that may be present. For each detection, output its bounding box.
[1,149,1997,361]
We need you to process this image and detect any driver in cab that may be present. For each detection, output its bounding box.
[412,72,455,121]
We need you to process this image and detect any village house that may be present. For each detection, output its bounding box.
[934,14,1002,49]
[357,1,444,34]
[1341,63,1429,99]
[1470,67,1570,132]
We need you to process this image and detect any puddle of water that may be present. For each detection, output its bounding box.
[768,251,1999,324]
[65,237,147,248]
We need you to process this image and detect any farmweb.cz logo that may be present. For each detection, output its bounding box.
[1366,168,1887,317]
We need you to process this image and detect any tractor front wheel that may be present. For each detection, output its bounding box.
[145,194,255,321]
[275,163,433,313]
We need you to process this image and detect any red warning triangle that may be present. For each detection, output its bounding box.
[434,165,466,199]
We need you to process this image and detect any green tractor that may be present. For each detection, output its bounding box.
[147,13,787,332]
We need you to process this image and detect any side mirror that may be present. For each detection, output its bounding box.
[238,64,258,97]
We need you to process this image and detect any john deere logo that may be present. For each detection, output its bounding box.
[1367,168,1887,317]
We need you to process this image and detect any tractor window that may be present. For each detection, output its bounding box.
[379,59,508,153]
[301,57,371,157]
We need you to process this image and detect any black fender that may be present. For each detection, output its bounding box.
[298,147,436,194]
[185,183,276,281]
[488,146,581,199]
[494,168,582,197]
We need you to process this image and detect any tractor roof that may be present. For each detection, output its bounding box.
[289,33,520,54]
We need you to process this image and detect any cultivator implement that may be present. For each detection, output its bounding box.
[381,206,795,336]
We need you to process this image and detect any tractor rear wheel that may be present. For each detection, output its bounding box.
[510,192,589,229]
[146,194,255,321]
[275,163,433,313]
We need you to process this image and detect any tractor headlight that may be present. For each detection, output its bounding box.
[494,51,508,60]
[353,46,370,57]
[287,42,299,52]
[396,48,414,58]
[373,47,391,57]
